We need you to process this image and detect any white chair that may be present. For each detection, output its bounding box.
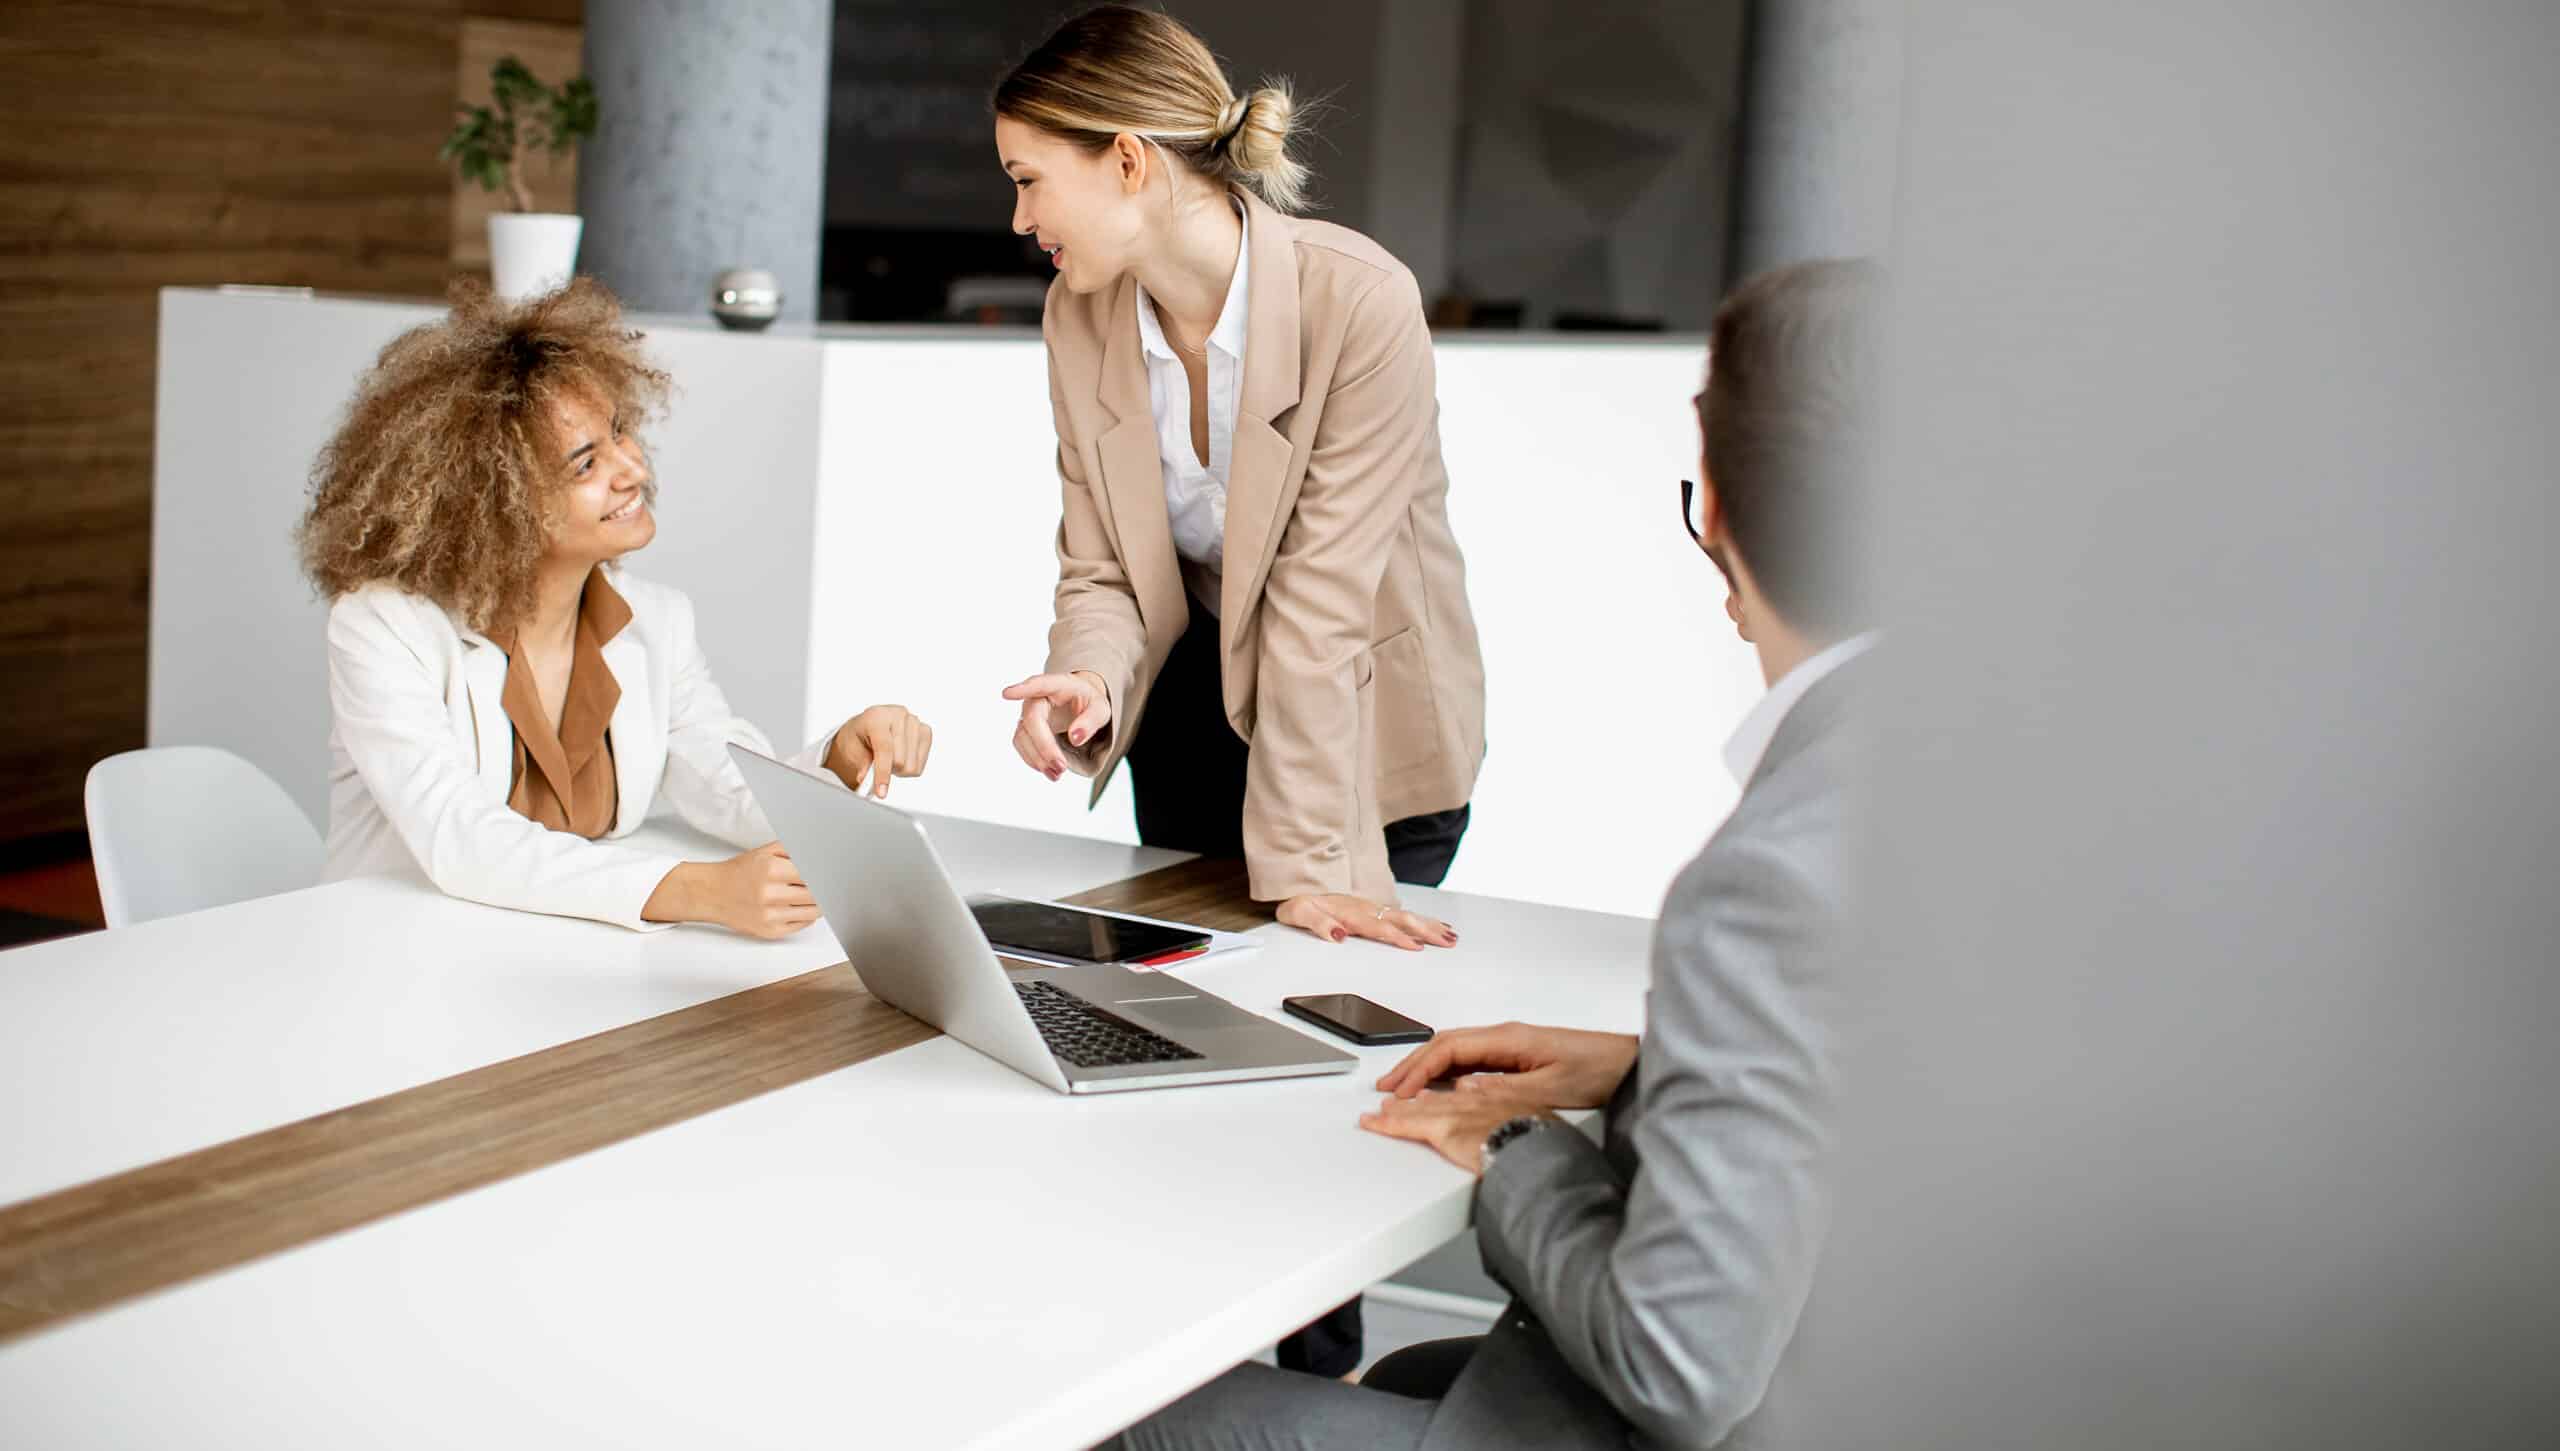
[84,746,323,927]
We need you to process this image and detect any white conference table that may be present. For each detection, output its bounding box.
[0,814,1184,1209]
[0,813,1655,1450]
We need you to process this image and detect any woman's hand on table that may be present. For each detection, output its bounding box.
[1276,893,1457,950]
[644,842,819,939]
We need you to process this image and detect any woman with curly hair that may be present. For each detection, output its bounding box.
[299,278,930,937]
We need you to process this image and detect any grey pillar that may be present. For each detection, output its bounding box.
[578,0,832,322]
[1727,0,1905,281]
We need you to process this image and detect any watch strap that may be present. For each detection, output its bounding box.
[1481,1113,1550,1168]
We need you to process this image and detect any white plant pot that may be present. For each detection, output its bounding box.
[488,212,584,303]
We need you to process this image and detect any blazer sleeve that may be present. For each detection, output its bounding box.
[1242,271,1433,902]
[1471,835,1842,1450]
[327,594,685,933]
[653,587,838,848]
[1038,309,1150,775]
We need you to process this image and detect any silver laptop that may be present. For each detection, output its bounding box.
[730,745,1355,1094]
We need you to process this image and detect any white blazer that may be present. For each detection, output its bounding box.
[321,565,832,931]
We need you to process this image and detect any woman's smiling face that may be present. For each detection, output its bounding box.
[540,388,656,568]
[997,114,1151,295]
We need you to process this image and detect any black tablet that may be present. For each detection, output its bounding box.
[966,895,1211,964]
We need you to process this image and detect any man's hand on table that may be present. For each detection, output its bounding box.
[1357,1023,1640,1175]
[1359,1074,1559,1176]
[1375,1022,1640,1111]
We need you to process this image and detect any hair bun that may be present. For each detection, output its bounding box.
[1213,96,1250,146]
[1225,86,1295,174]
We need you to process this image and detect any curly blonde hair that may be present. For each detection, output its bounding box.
[297,277,670,634]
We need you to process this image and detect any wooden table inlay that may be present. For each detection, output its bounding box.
[0,857,1266,1344]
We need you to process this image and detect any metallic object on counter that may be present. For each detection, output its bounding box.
[710,269,782,331]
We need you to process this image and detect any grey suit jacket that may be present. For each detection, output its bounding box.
[1421,659,1862,1451]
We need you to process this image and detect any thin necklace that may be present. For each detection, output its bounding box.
[1151,297,1209,356]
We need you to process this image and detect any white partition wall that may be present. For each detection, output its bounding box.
[1440,342,1765,914]
[152,289,1750,919]
[150,288,829,829]
[150,292,444,835]
[798,334,1129,845]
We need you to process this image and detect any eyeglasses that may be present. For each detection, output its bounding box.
[1680,479,1705,544]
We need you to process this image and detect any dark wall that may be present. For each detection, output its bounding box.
[822,0,1388,321]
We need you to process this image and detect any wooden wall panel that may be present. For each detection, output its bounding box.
[0,1,581,845]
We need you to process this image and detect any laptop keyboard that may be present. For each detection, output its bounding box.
[1012,980,1205,1069]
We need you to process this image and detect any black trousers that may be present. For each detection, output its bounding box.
[1125,610,1473,1378]
[1126,610,1472,882]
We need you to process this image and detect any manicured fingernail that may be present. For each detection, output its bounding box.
[1070,729,1086,745]
[1331,929,1345,942]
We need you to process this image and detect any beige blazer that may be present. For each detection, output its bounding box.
[1040,189,1486,904]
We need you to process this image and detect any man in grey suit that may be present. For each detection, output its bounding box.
[1101,256,1884,1451]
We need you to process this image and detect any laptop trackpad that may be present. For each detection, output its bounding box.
[1115,994,1240,1033]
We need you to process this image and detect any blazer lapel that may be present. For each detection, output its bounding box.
[600,628,655,834]
[1220,189,1304,637]
[459,634,512,794]
[1093,279,1189,642]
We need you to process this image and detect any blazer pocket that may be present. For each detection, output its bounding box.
[1366,626,1443,779]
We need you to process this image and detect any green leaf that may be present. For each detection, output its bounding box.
[551,74,598,151]
[441,107,501,183]
[490,55,542,117]
[458,56,593,175]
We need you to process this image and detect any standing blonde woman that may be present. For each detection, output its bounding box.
[299,280,931,937]
[993,5,1488,957]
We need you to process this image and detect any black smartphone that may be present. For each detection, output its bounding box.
[1282,994,1433,1047]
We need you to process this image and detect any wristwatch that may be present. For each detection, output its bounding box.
[1479,1113,1553,1171]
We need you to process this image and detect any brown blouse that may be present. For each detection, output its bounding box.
[498,568,632,838]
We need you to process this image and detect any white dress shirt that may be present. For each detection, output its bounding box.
[1133,199,1250,606]
[1722,631,1879,785]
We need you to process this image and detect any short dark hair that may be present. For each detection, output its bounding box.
[1702,258,1886,639]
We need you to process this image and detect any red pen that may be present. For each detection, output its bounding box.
[1132,944,1211,969]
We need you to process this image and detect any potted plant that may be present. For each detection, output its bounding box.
[442,56,598,302]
